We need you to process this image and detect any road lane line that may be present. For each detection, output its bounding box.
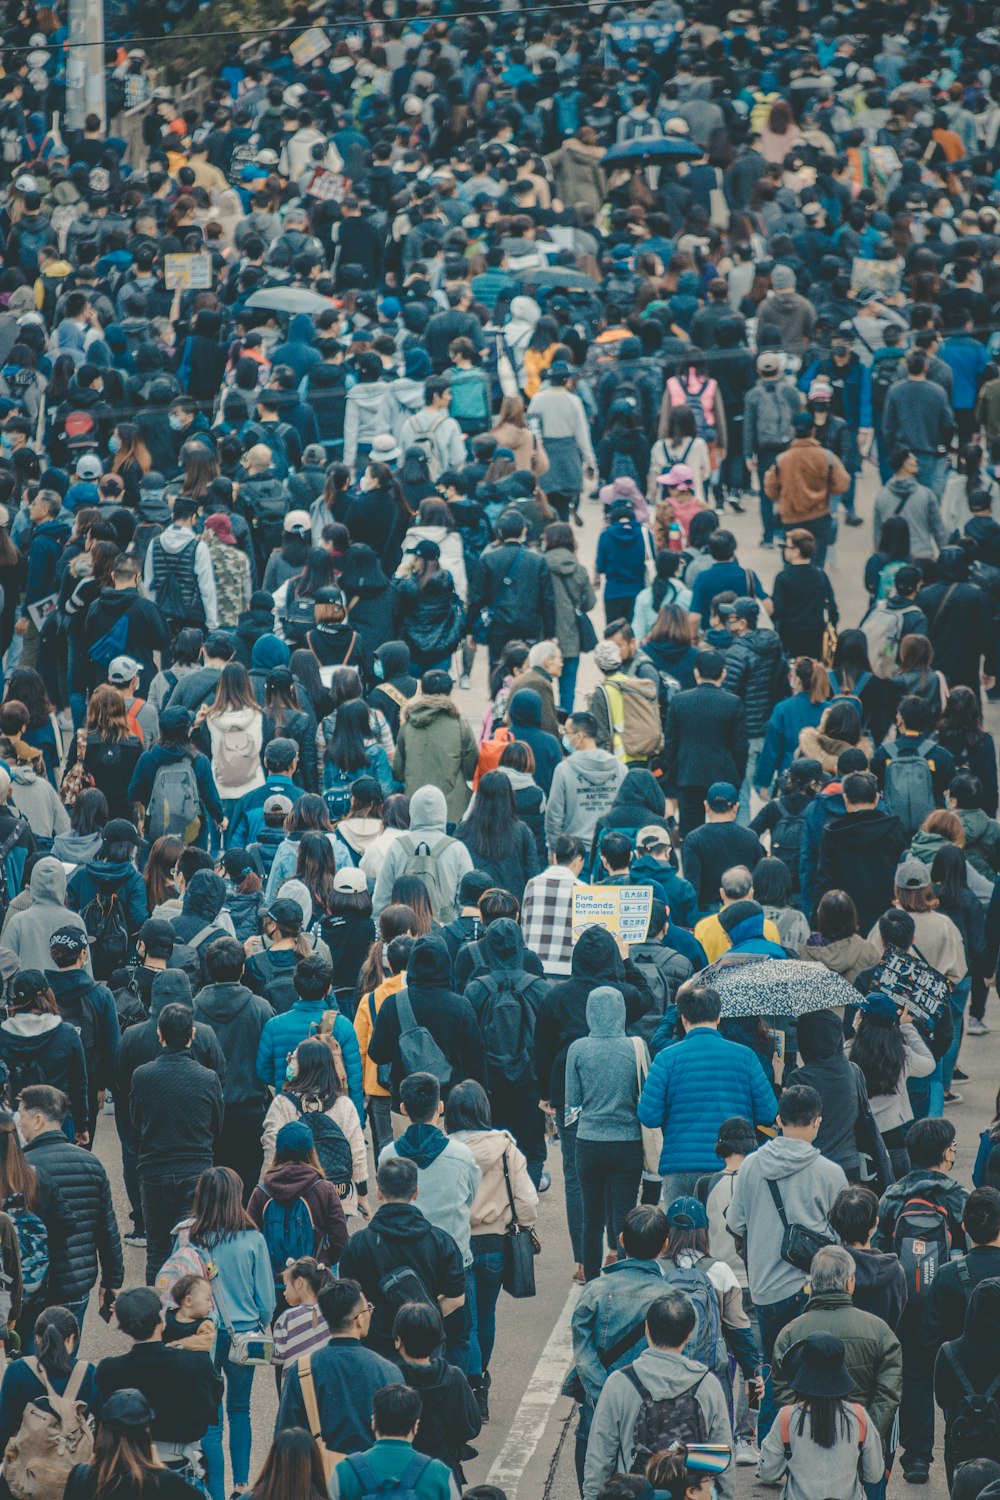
[486,1286,579,1498]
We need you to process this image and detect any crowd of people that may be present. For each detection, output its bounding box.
[0,1,996,1499]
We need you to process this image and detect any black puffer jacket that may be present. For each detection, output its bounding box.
[722,628,787,736]
[340,545,396,663]
[533,926,652,1107]
[24,1130,124,1302]
[393,571,465,670]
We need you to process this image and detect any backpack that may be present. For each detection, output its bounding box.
[213,720,260,790]
[3,1192,48,1302]
[253,950,299,1015]
[397,833,457,923]
[754,383,795,450]
[770,800,806,893]
[659,1257,722,1369]
[942,1343,1000,1465]
[260,1190,316,1284]
[609,446,642,485]
[394,985,452,1088]
[154,1239,210,1309]
[0,111,22,167]
[624,1365,708,1474]
[892,1194,952,1299]
[875,561,905,603]
[871,353,903,418]
[366,993,394,1090]
[407,410,449,481]
[344,1451,433,1500]
[2,1358,94,1500]
[322,772,354,821]
[151,535,203,627]
[241,477,288,537]
[882,740,936,838]
[862,603,904,679]
[474,972,536,1087]
[667,374,718,444]
[474,726,514,789]
[14,222,52,277]
[56,988,100,1091]
[602,675,664,762]
[124,699,146,747]
[146,757,202,843]
[0,815,29,926]
[87,613,130,669]
[111,972,148,1034]
[80,893,128,981]
[373,1229,439,1317]
[282,593,317,647]
[554,90,580,136]
[291,1097,353,1197]
[630,953,669,1018]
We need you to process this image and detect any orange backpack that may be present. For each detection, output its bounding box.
[474,726,514,789]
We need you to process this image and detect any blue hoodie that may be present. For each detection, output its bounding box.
[596,519,647,594]
[270,313,323,384]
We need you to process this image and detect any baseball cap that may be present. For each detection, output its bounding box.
[661,463,695,491]
[267,897,303,931]
[802,201,824,219]
[895,858,931,890]
[718,596,759,622]
[859,991,899,1021]
[263,793,293,817]
[333,866,368,894]
[283,509,311,534]
[406,537,441,560]
[757,351,781,375]
[138,918,175,956]
[107,655,142,685]
[103,818,141,846]
[160,705,194,736]
[666,1196,709,1229]
[807,379,834,404]
[49,926,92,957]
[706,781,739,810]
[76,454,103,481]
[101,1390,155,1435]
[636,825,671,853]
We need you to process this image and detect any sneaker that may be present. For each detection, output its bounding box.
[727,497,745,514]
[953,1066,969,1081]
[459,674,471,690]
[124,1232,146,1249]
[759,538,774,549]
[843,511,864,527]
[572,510,584,527]
[944,1090,963,1105]
[968,1017,990,1036]
[735,1439,759,1467]
[538,1171,551,1193]
[904,1464,929,1485]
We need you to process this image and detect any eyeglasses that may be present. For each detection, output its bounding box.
[355,1301,374,1318]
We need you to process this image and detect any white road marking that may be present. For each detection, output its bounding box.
[486,1286,579,1498]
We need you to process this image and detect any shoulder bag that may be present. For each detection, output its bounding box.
[766,1177,836,1273]
[501,1149,538,1299]
[211,1275,274,1366]
[631,1035,663,1177]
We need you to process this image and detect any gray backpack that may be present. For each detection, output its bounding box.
[147,756,201,843]
[397,833,456,922]
[394,985,453,1088]
[883,739,936,838]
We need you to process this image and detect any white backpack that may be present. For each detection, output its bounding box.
[214,722,259,788]
[862,604,904,679]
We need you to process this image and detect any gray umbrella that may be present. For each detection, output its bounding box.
[245,287,333,315]
[712,958,859,1018]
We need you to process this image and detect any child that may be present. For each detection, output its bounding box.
[653,464,709,550]
[272,1258,333,1381]
[393,1302,481,1479]
[164,1274,216,1353]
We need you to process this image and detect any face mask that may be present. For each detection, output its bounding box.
[0,435,11,454]
[285,1054,299,1084]
[561,733,575,753]
[359,473,373,491]
[373,658,384,680]
[168,413,186,432]
[939,204,954,219]
[108,434,121,454]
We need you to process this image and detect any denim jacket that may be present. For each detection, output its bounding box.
[570,1258,666,1406]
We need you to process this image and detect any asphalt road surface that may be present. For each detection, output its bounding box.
[80,456,991,1500]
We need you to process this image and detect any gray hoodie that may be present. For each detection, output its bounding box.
[872,476,945,560]
[759,1394,883,1500]
[726,1135,848,1305]
[584,1346,734,1500]
[343,382,396,468]
[545,749,626,851]
[3,859,92,974]
[565,986,645,1143]
[7,767,70,841]
[372,785,473,920]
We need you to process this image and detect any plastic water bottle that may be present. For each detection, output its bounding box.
[667,520,683,552]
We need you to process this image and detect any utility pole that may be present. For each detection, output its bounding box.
[65,0,106,133]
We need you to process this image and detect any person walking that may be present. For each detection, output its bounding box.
[764,412,849,567]
[662,653,747,840]
[882,352,956,498]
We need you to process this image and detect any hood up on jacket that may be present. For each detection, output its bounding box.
[570,925,626,984]
[150,968,193,1019]
[407,933,453,991]
[251,634,290,671]
[376,641,413,680]
[586,984,627,1037]
[609,768,666,818]
[408,785,448,832]
[795,1008,844,1062]
[181,871,227,922]
[30,858,68,907]
[508,688,544,730]
[400,694,462,732]
[479,917,528,972]
[81,858,136,889]
[276,878,313,927]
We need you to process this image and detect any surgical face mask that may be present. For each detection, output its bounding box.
[938,204,954,219]
[0,434,11,454]
[561,733,576,753]
[108,433,121,454]
[373,658,384,680]
[285,1054,299,1085]
[168,412,187,432]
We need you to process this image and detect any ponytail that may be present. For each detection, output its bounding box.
[33,1306,78,1380]
[795,656,831,706]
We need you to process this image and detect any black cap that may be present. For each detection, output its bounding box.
[102,1389,155,1434]
[160,705,194,736]
[103,819,141,847]
[267,898,303,932]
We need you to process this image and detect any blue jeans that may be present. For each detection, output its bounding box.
[756,1288,808,1440]
[469,1244,505,1373]
[201,1330,256,1500]
[915,454,948,499]
[559,656,579,715]
[739,737,764,826]
[941,980,970,1093]
[444,1266,477,1377]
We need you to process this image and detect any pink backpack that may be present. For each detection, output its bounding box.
[667,371,719,443]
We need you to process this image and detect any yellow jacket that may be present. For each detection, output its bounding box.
[354,970,404,1097]
[694,912,782,964]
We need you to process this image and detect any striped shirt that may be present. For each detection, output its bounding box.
[272,1304,331,1367]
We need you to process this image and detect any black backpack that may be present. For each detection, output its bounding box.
[55,988,101,1086]
[473,972,536,1088]
[282,593,316,647]
[892,1194,953,1300]
[80,894,129,981]
[625,1366,708,1473]
[770,799,806,893]
[942,1343,1000,1464]
[253,950,299,1015]
[291,1097,354,1199]
[111,972,148,1033]
[372,1229,438,1318]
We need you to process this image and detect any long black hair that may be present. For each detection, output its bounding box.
[456,771,520,862]
[849,1012,907,1099]
[327,699,373,773]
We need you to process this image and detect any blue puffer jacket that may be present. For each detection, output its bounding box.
[256,998,364,1124]
[637,1026,777,1174]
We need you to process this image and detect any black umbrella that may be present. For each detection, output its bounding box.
[603,137,704,167]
